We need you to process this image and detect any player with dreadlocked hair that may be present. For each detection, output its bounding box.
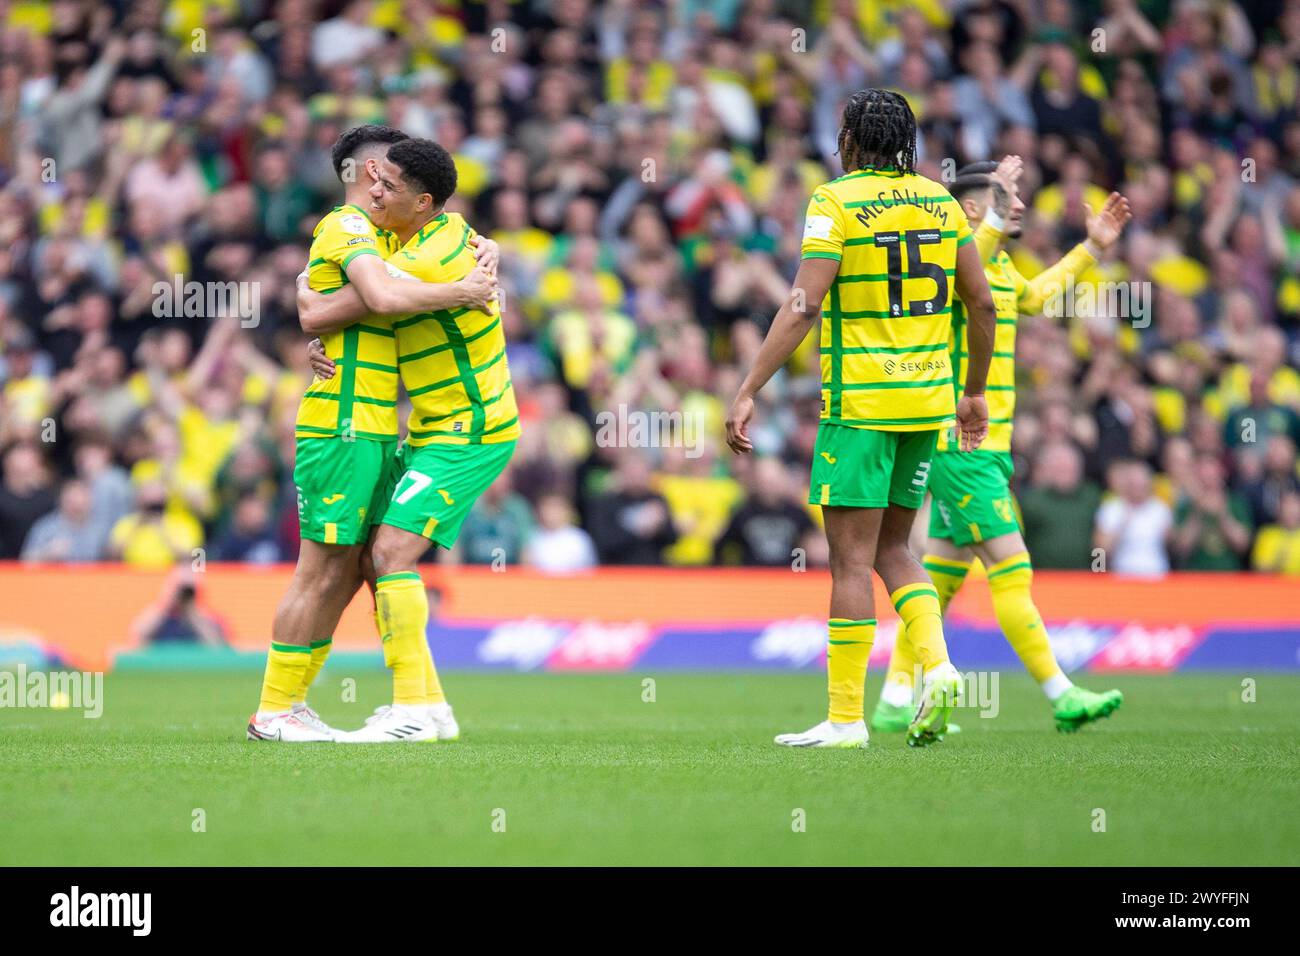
[871,154,1131,735]
[838,88,918,175]
[726,90,998,748]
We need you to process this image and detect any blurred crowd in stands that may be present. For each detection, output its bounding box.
[1,0,1299,576]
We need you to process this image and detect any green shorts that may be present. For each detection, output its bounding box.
[380,440,517,549]
[808,424,939,510]
[295,437,397,545]
[927,450,1020,546]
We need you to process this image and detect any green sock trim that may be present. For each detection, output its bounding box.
[828,618,877,627]
[828,639,869,645]
[987,561,1032,579]
[376,571,421,585]
[893,588,939,612]
[309,637,333,649]
[270,642,311,654]
[923,561,970,578]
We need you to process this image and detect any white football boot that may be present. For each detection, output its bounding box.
[336,704,437,743]
[246,711,335,742]
[362,702,459,741]
[774,719,869,748]
[291,702,340,739]
[426,701,460,741]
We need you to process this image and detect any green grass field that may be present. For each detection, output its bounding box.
[1,671,1296,866]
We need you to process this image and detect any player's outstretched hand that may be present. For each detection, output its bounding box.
[459,262,499,312]
[307,338,335,380]
[725,393,755,454]
[956,393,988,451]
[1085,192,1133,250]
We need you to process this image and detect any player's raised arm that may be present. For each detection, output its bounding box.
[1018,192,1132,314]
[974,154,1022,262]
[725,256,839,454]
[953,238,997,451]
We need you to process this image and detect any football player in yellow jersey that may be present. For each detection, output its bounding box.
[296,138,517,743]
[725,89,998,748]
[249,126,499,743]
[872,157,1131,734]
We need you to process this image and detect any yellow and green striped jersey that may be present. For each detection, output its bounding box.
[295,205,402,441]
[940,222,1097,453]
[943,248,1022,453]
[801,167,973,431]
[388,213,520,446]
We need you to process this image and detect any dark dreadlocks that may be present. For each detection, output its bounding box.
[838,89,917,175]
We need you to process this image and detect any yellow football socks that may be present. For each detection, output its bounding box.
[258,642,311,716]
[375,572,430,706]
[922,556,972,612]
[883,557,972,694]
[292,637,332,705]
[421,646,446,705]
[827,618,875,723]
[986,552,1065,688]
[890,582,949,673]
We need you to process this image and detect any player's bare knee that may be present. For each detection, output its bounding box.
[369,538,404,580]
[873,542,916,579]
[829,546,874,585]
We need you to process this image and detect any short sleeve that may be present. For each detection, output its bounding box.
[800,185,845,261]
[319,211,380,273]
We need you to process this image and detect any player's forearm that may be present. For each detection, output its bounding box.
[1020,242,1097,314]
[962,297,995,396]
[299,283,367,334]
[973,216,1004,265]
[356,273,476,316]
[737,301,818,399]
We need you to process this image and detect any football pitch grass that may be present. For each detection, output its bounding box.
[1,671,1296,866]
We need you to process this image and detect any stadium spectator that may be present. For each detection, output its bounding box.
[588,452,677,565]
[20,476,102,562]
[1094,459,1173,577]
[458,470,534,568]
[1171,453,1254,571]
[523,493,597,573]
[107,479,203,569]
[1018,442,1102,570]
[0,443,57,558]
[131,572,228,647]
[207,492,282,564]
[1251,489,1300,574]
[715,456,814,567]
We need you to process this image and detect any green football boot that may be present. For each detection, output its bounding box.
[872,699,963,736]
[907,663,963,748]
[1053,686,1123,733]
[869,699,913,733]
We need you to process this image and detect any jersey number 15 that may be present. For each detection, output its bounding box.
[873,229,948,317]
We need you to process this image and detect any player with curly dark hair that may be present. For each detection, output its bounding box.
[726,90,998,749]
[837,88,919,176]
